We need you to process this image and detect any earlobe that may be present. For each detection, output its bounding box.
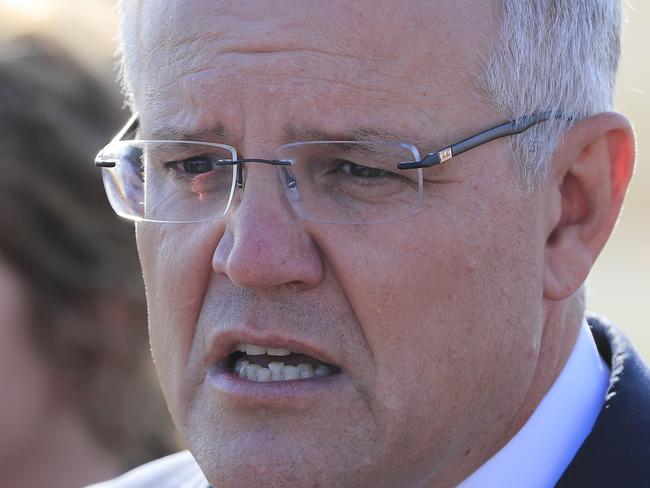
[543,112,635,301]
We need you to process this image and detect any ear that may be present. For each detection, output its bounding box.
[543,112,635,300]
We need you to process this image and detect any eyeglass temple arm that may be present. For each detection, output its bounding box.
[397,113,555,170]
[95,114,140,168]
[115,113,139,142]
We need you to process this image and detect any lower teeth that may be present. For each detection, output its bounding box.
[234,359,331,382]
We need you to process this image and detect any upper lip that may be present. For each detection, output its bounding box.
[204,329,341,369]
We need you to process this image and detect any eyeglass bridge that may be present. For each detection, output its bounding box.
[216,158,294,189]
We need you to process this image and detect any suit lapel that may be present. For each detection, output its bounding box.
[556,316,650,487]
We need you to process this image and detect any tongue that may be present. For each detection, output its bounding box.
[243,353,326,369]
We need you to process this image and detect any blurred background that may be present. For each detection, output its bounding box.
[0,2,179,487]
[0,0,647,442]
[587,2,650,362]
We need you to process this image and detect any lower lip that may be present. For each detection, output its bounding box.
[207,363,348,409]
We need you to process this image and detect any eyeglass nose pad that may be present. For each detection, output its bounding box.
[277,164,301,202]
[236,162,246,192]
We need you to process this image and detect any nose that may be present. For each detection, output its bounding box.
[212,165,324,290]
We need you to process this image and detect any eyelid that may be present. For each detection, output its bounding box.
[164,153,218,165]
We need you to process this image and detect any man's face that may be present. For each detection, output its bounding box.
[130,1,549,486]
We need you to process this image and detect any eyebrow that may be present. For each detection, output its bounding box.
[142,122,429,149]
[285,125,429,148]
[143,124,229,142]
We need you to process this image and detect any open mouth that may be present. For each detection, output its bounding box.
[226,343,342,382]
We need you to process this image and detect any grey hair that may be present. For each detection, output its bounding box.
[475,0,622,187]
[115,0,137,112]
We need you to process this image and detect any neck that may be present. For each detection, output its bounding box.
[1,406,122,488]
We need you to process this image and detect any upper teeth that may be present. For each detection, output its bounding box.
[234,359,331,382]
[233,342,334,382]
[236,343,292,356]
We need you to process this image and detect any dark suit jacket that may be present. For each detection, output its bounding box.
[556,316,650,487]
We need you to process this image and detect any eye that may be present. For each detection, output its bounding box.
[163,154,229,178]
[175,156,216,174]
[337,160,389,179]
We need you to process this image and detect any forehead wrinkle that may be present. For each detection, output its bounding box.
[166,46,409,94]
[142,10,378,87]
[278,69,463,139]
[147,0,394,63]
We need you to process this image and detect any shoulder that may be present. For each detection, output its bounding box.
[86,451,208,488]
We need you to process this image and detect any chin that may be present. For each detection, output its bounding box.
[185,420,390,488]
[195,445,333,488]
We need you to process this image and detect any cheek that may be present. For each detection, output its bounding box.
[326,191,545,459]
[136,222,222,417]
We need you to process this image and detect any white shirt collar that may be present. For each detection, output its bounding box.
[458,321,610,488]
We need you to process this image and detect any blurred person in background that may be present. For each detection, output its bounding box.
[0,37,177,488]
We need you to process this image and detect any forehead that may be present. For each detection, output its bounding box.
[124,0,496,142]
